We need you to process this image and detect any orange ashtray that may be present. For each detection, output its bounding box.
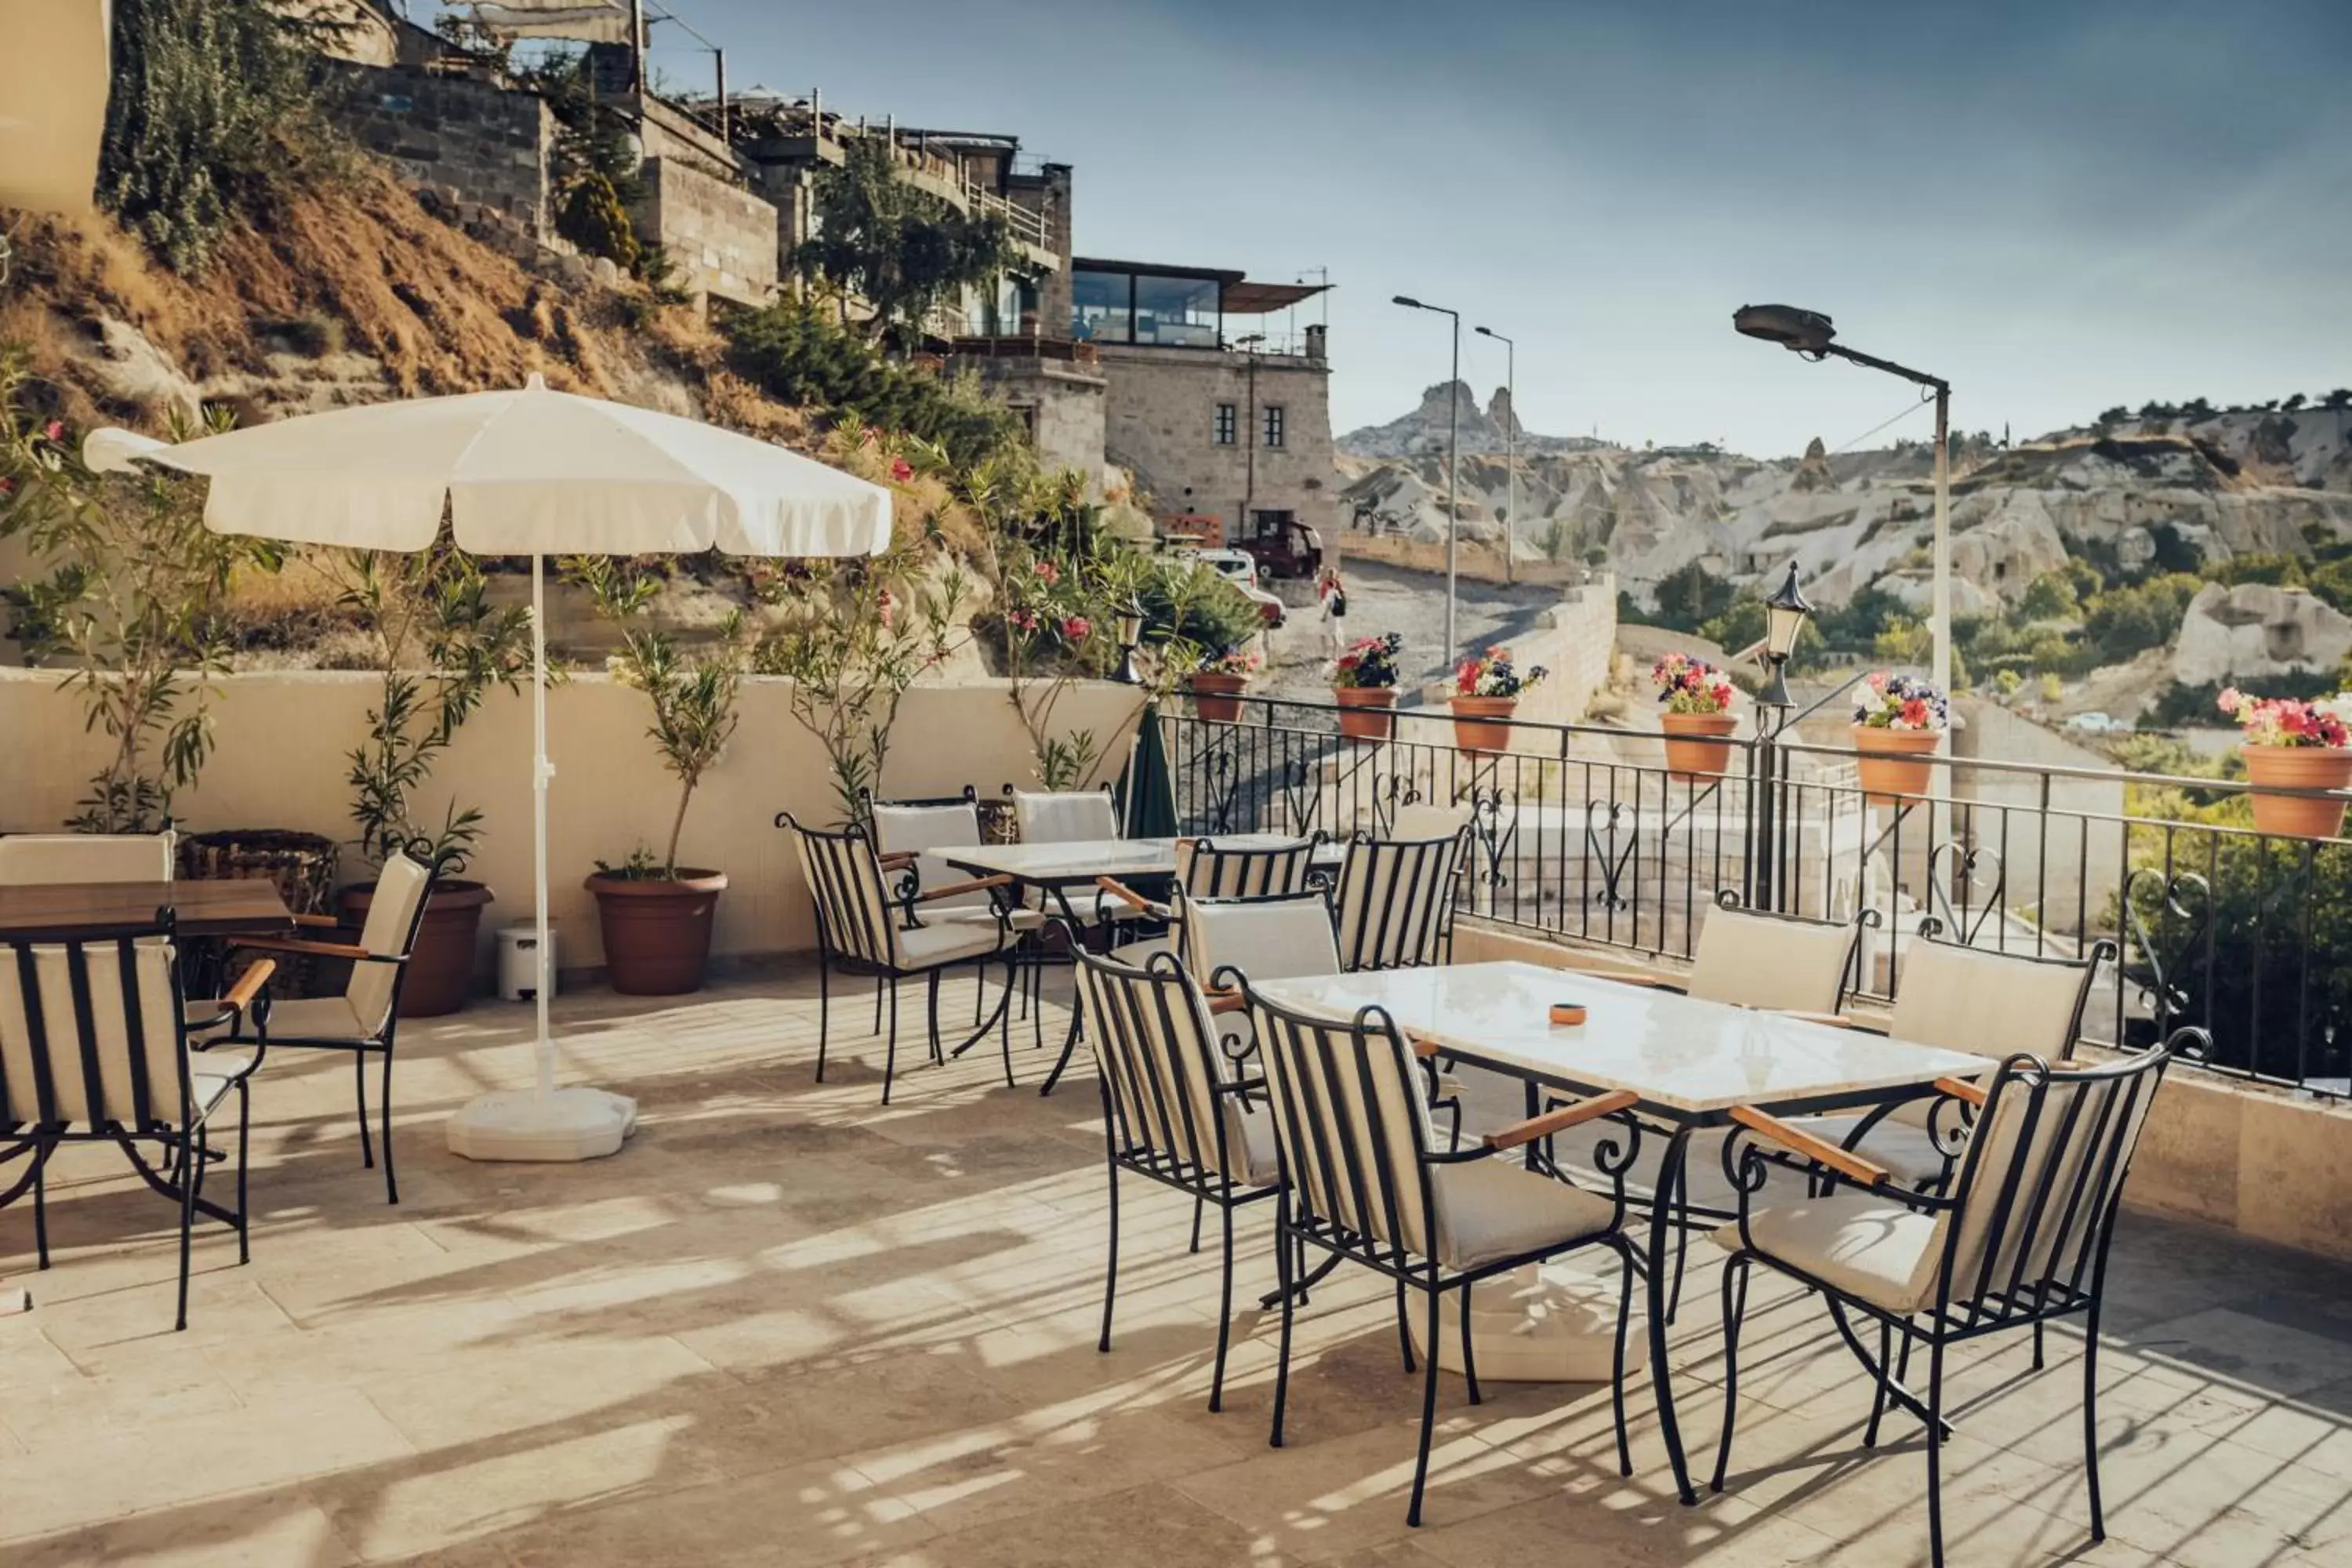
[1548,1004,1588,1027]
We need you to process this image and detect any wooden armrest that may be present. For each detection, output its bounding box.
[1484,1089,1641,1152]
[1729,1105,1889,1189]
[289,912,346,930]
[1933,1076,1988,1106]
[877,850,920,871]
[189,958,280,1023]
[1406,1031,1444,1060]
[1204,988,1247,1015]
[232,935,379,962]
[915,874,1014,903]
[1094,876,1160,916]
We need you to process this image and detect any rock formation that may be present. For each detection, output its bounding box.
[2171,583,2352,685]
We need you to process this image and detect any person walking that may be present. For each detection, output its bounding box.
[1317,566,1348,655]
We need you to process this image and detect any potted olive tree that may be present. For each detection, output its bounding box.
[338,545,532,1015]
[572,556,749,995]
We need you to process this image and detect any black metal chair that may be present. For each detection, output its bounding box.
[3,916,274,1330]
[1174,833,1324,900]
[782,813,1023,1105]
[1075,941,1282,1411]
[1241,978,1646,1526]
[1331,823,1475,971]
[1710,1031,2198,1568]
[865,786,1047,1038]
[195,845,446,1204]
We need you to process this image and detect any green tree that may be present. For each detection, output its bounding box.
[1648,560,1737,630]
[2016,569,2080,621]
[725,299,1024,470]
[797,140,1025,351]
[2082,572,2201,663]
[99,0,350,274]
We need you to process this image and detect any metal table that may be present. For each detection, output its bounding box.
[1254,960,1993,1504]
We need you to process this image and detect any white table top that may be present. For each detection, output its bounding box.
[1251,960,1994,1117]
[944,835,1340,885]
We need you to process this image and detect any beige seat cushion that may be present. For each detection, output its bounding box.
[1708,1188,1944,1315]
[1788,1112,1955,1186]
[1433,1158,1617,1272]
[898,916,1014,970]
[187,1047,257,1119]
[939,906,1045,935]
[1221,1095,1282,1186]
[255,995,374,1042]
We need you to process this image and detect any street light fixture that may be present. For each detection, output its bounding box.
[1395,295,1462,666]
[1733,304,1953,699]
[1759,562,1815,713]
[1473,325,1515,586]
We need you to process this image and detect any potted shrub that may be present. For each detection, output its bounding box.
[1852,672,1948,804]
[1653,652,1740,780]
[573,557,749,995]
[1451,647,1546,753]
[2220,687,2352,838]
[1189,644,1261,724]
[1329,632,1405,742]
[336,546,531,1016]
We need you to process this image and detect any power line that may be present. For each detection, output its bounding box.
[1829,388,1936,456]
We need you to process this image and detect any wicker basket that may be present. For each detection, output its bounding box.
[176,829,343,996]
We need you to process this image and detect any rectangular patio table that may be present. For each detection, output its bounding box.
[0,878,293,940]
[941,834,1344,1096]
[1251,959,1994,1506]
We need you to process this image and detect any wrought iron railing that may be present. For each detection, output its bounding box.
[1161,693,2352,1100]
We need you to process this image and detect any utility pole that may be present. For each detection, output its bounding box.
[1396,296,1463,665]
[1477,325,1515,586]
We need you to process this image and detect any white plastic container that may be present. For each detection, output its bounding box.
[496,920,557,1002]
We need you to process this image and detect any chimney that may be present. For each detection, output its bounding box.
[1305,323,1327,362]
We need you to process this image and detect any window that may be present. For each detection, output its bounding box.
[1261,404,1286,448]
[1250,510,1295,540]
[1071,268,1133,343]
[1214,403,1236,445]
[1131,273,1221,347]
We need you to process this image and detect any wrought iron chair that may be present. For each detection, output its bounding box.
[194,846,444,1205]
[1710,1031,2198,1568]
[866,787,1047,1036]
[0,832,176,884]
[1174,834,1324,899]
[1331,823,1476,971]
[782,814,1024,1105]
[2,917,274,1330]
[1242,979,1646,1526]
[1075,941,1282,1411]
[1791,926,2116,1190]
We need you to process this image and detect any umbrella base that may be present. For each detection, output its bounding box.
[445,1086,638,1163]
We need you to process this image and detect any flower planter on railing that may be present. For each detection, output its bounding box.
[1329,631,1405,742]
[2221,689,2352,840]
[1452,647,1544,756]
[1851,672,1949,808]
[1189,671,1248,724]
[1334,685,1397,742]
[1659,711,1739,780]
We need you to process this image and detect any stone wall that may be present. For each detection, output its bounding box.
[633,158,779,307]
[963,358,1107,482]
[1099,343,1336,543]
[325,64,554,240]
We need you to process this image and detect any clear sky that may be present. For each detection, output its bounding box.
[568,0,2347,456]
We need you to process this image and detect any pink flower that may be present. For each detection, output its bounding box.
[1062,616,1091,641]
[877,588,896,628]
[2217,687,2243,715]
[889,457,913,484]
[0,476,13,496]
[1010,609,1038,632]
[42,420,63,443]
[1034,560,1060,583]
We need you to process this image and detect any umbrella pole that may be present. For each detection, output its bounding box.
[444,553,636,1162]
[533,553,555,1099]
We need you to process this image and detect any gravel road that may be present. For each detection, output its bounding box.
[1258,559,1566,699]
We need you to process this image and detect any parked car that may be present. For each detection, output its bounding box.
[1232,513,1325,580]
[2063,711,2120,735]
[1184,546,1287,628]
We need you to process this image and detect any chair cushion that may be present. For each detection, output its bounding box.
[1788,1112,1957,1187]
[188,1047,257,1119]
[1221,1095,1282,1186]
[938,906,1046,935]
[255,995,375,1042]
[1708,1188,1944,1315]
[1432,1158,1617,1272]
[898,916,1015,969]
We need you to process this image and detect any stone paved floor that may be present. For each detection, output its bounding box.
[5,965,2352,1567]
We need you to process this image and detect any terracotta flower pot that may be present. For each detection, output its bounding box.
[2243,744,2352,839]
[1852,724,1943,806]
[1334,685,1398,742]
[1450,695,1519,755]
[1659,710,1738,781]
[1189,672,1248,724]
[587,869,728,996]
[337,879,492,1018]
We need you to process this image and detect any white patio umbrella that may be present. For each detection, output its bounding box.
[89,375,892,1160]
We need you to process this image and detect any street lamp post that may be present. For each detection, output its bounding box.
[1751,562,1816,912]
[1733,304,1952,699]
[1475,325,1515,586]
[1396,296,1462,666]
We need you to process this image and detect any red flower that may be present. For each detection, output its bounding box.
[42,420,64,443]
[1034,560,1060,583]
[1062,616,1092,641]
[0,476,13,496]
[889,456,913,484]
[1900,698,1931,727]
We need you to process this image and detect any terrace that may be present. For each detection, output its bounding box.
[8,966,2351,1566]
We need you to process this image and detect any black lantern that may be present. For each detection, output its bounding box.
[1113,596,1145,686]
[1760,564,1813,710]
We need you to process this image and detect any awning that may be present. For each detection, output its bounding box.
[464,1,635,45]
[1222,279,1332,317]
[0,0,111,216]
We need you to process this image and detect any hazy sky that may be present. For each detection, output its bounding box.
[605,0,2347,456]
